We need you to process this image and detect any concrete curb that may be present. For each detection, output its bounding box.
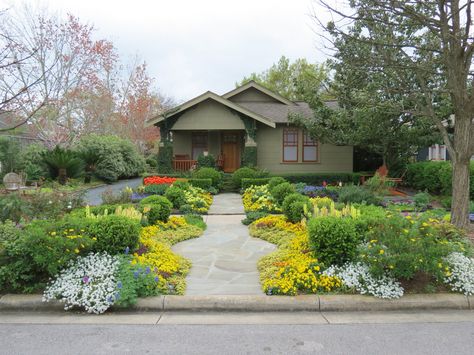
[1,293,471,313]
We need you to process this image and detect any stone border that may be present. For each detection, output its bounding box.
[0,294,471,313]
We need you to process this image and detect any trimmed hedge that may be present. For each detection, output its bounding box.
[276,173,361,185]
[242,146,257,167]
[188,178,212,190]
[405,161,474,198]
[241,178,271,190]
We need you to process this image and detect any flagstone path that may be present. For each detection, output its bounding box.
[172,193,276,295]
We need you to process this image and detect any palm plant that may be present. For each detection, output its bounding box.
[42,146,84,185]
[77,149,101,183]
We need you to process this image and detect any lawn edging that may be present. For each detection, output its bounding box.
[1,294,471,313]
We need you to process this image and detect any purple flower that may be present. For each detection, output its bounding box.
[117,281,122,289]
[145,266,151,274]
[124,246,130,255]
[82,276,90,284]
[115,292,120,300]
[133,271,139,279]
[107,296,113,303]
[154,276,159,282]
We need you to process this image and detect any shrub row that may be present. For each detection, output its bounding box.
[405,161,474,198]
[188,178,213,190]
[276,173,361,185]
[241,178,271,190]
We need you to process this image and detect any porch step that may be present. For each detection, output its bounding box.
[220,173,238,193]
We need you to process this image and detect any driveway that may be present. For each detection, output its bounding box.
[83,177,143,205]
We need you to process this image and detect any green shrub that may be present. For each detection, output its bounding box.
[241,211,269,225]
[76,134,145,182]
[0,193,31,223]
[183,214,207,230]
[18,143,48,181]
[278,173,361,185]
[0,222,94,292]
[413,192,431,210]
[197,154,216,168]
[307,216,359,267]
[157,142,173,173]
[268,177,287,190]
[139,195,173,223]
[364,173,394,195]
[338,185,381,205]
[241,178,271,190]
[164,186,186,208]
[0,221,20,255]
[192,168,222,188]
[173,180,190,189]
[188,178,212,190]
[270,182,296,206]
[144,184,169,195]
[145,156,158,168]
[282,193,312,223]
[241,146,257,167]
[179,204,194,214]
[89,215,141,254]
[232,167,257,188]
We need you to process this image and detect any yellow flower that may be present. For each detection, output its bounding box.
[406,215,412,219]
[379,249,385,255]
[438,263,443,268]
[74,248,80,253]
[410,238,416,242]
[50,232,57,236]
[389,265,394,269]
[370,239,378,244]
[403,229,409,234]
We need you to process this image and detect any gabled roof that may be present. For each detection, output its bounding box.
[145,91,276,128]
[222,80,295,106]
[236,101,313,123]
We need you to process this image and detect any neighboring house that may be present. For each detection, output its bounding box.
[146,81,353,173]
[417,144,474,162]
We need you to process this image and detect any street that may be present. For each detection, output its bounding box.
[1,311,474,354]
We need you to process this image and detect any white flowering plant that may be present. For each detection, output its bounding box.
[443,252,474,296]
[43,253,160,314]
[323,262,404,299]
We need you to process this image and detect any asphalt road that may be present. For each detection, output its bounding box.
[1,311,474,354]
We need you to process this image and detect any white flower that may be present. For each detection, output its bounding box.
[444,252,474,296]
[323,262,404,299]
[43,253,121,314]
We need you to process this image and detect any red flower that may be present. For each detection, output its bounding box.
[143,176,178,185]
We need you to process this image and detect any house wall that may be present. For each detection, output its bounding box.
[172,131,192,156]
[171,99,245,130]
[228,87,279,103]
[256,124,353,174]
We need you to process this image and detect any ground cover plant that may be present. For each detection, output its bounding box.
[246,181,474,298]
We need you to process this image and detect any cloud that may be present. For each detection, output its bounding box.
[1,0,328,101]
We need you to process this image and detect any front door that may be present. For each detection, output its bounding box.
[221,132,241,173]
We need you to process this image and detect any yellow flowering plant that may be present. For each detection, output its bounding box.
[242,185,280,213]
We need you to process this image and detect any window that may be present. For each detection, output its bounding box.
[303,131,318,162]
[283,128,298,162]
[429,144,446,161]
[192,132,208,160]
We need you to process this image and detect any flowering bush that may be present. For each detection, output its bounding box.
[43,253,121,314]
[43,253,160,314]
[252,215,341,295]
[323,262,404,299]
[443,252,474,295]
[183,186,213,214]
[242,185,280,213]
[143,176,177,185]
[140,216,204,245]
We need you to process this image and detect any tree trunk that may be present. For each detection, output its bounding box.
[450,160,470,229]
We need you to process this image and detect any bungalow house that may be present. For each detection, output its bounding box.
[146,81,353,173]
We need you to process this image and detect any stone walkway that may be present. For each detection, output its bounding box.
[83,177,143,205]
[172,193,276,295]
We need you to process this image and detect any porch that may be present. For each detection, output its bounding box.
[171,130,245,173]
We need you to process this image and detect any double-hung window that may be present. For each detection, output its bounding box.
[303,131,318,162]
[192,132,208,160]
[283,128,298,162]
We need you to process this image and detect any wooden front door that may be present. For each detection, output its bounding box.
[221,132,241,173]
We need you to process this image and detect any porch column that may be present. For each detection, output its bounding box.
[243,132,257,167]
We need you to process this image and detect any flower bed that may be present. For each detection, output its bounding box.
[1,203,206,313]
[143,176,178,185]
[242,185,280,213]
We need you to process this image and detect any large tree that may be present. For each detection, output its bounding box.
[237,55,330,101]
[311,0,474,228]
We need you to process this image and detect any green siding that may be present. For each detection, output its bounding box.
[171,99,245,130]
[256,125,353,174]
[173,131,192,156]
[228,87,280,103]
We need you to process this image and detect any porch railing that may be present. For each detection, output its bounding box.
[173,159,197,172]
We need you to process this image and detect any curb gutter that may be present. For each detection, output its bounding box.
[0,294,472,313]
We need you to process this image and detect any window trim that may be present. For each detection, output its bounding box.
[302,131,319,162]
[282,127,299,162]
[192,131,208,160]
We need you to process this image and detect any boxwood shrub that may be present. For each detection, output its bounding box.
[89,215,141,255]
[241,178,271,190]
[282,193,312,223]
[192,168,222,188]
[307,216,359,267]
[164,186,187,209]
[139,195,172,224]
[278,173,361,186]
[188,178,212,190]
[270,182,296,206]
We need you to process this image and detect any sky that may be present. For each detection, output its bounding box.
[0,0,330,102]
